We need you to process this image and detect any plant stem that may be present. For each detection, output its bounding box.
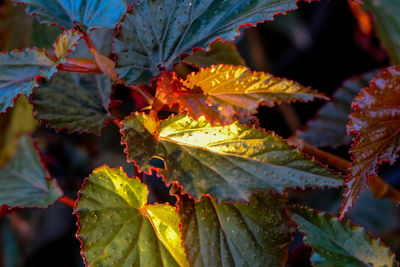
[58,58,102,74]
[58,196,75,208]
[290,138,400,202]
[128,85,154,105]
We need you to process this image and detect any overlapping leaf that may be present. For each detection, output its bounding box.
[0,135,62,208]
[341,66,400,217]
[178,192,294,266]
[76,165,188,267]
[32,72,112,134]
[0,96,37,167]
[14,0,127,30]
[296,70,378,148]
[174,41,245,77]
[157,65,327,124]
[0,29,81,113]
[363,0,400,64]
[289,206,398,267]
[121,113,343,202]
[114,0,308,84]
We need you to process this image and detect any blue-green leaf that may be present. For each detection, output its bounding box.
[14,0,127,30]
[114,0,306,84]
[289,206,398,267]
[0,135,62,208]
[0,30,81,113]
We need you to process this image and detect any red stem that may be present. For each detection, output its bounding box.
[58,196,75,208]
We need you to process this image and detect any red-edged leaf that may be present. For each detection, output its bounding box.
[0,135,62,209]
[76,165,188,266]
[114,0,309,84]
[289,206,398,267]
[0,29,81,113]
[341,66,400,218]
[120,113,343,202]
[178,192,295,266]
[14,0,127,30]
[156,65,327,124]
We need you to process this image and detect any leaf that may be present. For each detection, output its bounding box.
[289,206,398,267]
[0,135,62,208]
[0,96,37,168]
[178,192,294,266]
[296,70,378,148]
[114,0,307,84]
[32,72,112,134]
[14,0,127,30]
[0,29,81,113]
[341,66,400,217]
[157,65,327,124]
[362,0,400,64]
[174,41,245,77]
[76,165,188,267]
[120,113,343,202]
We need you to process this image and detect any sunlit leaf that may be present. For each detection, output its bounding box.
[0,96,37,168]
[76,165,188,267]
[114,0,307,84]
[289,206,398,267]
[157,65,327,124]
[174,41,245,77]
[178,192,294,266]
[296,70,378,148]
[14,0,127,30]
[0,135,62,208]
[341,66,400,217]
[121,113,343,202]
[363,0,400,64]
[0,29,81,113]
[32,72,112,134]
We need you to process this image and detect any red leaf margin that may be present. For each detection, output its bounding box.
[119,112,344,205]
[340,66,400,219]
[73,164,186,266]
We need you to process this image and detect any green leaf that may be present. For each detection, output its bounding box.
[178,192,294,266]
[121,113,343,202]
[114,0,306,84]
[289,206,398,267]
[157,65,327,124]
[0,96,37,167]
[363,0,400,64]
[0,29,81,113]
[0,135,62,208]
[32,72,112,134]
[296,70,378,148]
[14,0,127,30]
[76,165,188,267]
[341,66,400,217]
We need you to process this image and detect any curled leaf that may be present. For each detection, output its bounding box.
[341,66,400,217]
[157,65,327,124]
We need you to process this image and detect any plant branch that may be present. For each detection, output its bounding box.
[289,138,400,203]
[58,58,102,73]
[58,196,75,208]
[128,85,154,105]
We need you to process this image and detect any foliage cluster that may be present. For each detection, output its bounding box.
[0,0,400,266]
